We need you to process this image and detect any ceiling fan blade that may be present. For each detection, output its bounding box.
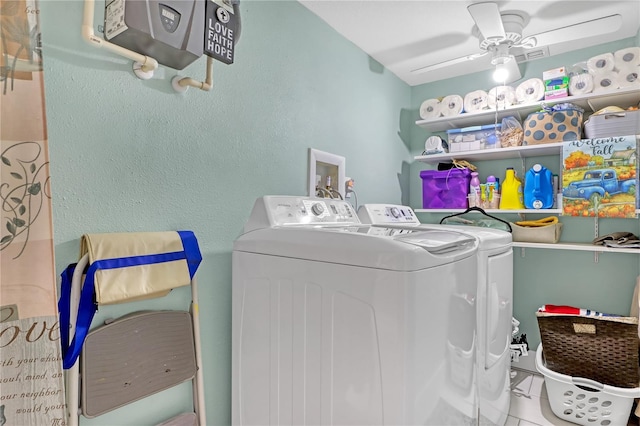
[525,14,622,48]
[411,51,489,74]
[502,55,522,84]
[467,2,505,43]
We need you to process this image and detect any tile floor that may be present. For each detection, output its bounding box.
[508,368,638,426]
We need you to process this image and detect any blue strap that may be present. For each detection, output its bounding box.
[59,231,202,369]
[58,263,78,363]
[178,230,202,279]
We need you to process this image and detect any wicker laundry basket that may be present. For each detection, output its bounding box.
[536,312,639,388]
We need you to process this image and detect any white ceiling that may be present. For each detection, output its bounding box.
[298,1,640,86]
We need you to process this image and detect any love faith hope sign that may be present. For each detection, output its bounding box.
[204,0,237,64]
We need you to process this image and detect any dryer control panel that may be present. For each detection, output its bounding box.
[358,204,420,226]
[244,196,361,233]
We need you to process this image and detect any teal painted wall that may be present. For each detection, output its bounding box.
[36,0,639,422]
[409,37,640,353]
[38,1,411,424]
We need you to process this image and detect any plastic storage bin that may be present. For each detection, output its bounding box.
[420,168,471,209]
[584,110,640,139]
[536,344,640,426]
[446,124,501,152]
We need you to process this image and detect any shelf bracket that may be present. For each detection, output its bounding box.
[593,207,599,263]
[518,154,525,179]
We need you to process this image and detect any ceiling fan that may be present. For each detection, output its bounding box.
[411,2,623,76]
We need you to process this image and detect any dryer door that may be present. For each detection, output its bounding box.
[485,250,513,369]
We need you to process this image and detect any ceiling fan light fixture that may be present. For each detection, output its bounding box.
[493,63,510,82]
[490,43,512,65]
[492,55,522,83]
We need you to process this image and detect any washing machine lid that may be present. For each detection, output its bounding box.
[357,204,512,252]
[234,225,477,271]
[438,225,512,251]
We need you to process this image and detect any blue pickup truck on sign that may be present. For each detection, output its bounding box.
[563,168,636,203]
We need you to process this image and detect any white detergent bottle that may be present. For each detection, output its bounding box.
[469,171,481,207]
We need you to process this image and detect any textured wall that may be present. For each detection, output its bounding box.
[37,0,640,422]
[38,1,411,424]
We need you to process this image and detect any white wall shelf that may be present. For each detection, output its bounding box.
[512,241,640,254]
[415,208,562,214]
[415,142,564,164]
[415,209,640,254]
[415,86,640,133]
[416,208,639,215]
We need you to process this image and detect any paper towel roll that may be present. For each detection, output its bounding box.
[487,86,517,109]
[592,71,619,92]
[616,66,639,88]
[569,73,594,96]
[419,98,441,120]
[515,78,544,104]
[463,90,488,113]
[614,47,640,69]
[439,94,464,116]
[587,53,615,74]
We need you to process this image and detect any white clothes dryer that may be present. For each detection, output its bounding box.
[358,204,513,426]
[232,196,480,426]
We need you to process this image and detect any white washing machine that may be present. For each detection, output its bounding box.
[232,196,480,426]
[358,204,513,426]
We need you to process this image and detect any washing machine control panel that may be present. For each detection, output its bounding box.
[358,204,421,225]
[252,196,361,228]
[310,202,325,216]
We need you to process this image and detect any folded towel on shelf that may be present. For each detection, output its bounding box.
[514,216,558,227]
[538,304,620,317]
[593,231,638,245]
[603,237,640,249]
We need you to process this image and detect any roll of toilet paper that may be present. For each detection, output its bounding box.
[616,66,640,88]
[569,73,594,96]
[487,85,517,109]
[587,53,615,74]
[592,71,619,92]
[515,78,545,104]
[614,47,640,69]
[463,90,488,113]
[439,94,464,116]
[419,98,441,120]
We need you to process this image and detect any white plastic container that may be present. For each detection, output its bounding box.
[584,110,640,139]
[535,344,640,426]
[447,123,501,151]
